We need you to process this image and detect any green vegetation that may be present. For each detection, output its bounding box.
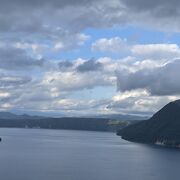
[0,116,136,132]
[117,100,180,147]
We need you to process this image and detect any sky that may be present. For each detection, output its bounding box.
[1,0,180,117]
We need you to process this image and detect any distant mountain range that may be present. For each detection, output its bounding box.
[117,100,180,148]
[0,112,44,120]
[0,111,141,132]
[0,111,147,121]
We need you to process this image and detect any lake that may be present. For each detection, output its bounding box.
[0,128,179,180]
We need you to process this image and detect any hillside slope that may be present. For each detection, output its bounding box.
[117,100,180,147]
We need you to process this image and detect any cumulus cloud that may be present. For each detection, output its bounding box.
[42,70,113,92]
[53,33,90,51]
[131,44,180,60]
[76,59,103,72]
[58,61,73,71]
[0,54,179,115]
[0,0,125,47]
[120,0,180,31]
[0,56,118,113]
[0,74,31,88]
[92,38,180,60]
[92,37,129,53]
[117,60,180,96]
[107,89,177,115]
[0,0,180,116]
[0,47,44,70]
[121,0,180,16]
[0,0,179,40]
[0,0,180,67]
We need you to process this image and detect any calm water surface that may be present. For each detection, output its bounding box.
[0,128,179,180]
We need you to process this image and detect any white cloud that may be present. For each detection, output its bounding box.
[53,33,90,51]
[131,44,180,60]
[116,59,180,96]
[0,54,179,116]
[92,37,129,53]
[107,89,179,115]
[92,37,180,61]
[1,0,180,116]
[15,42,48,53]
[42,70,114,92]
[54,42,64,50]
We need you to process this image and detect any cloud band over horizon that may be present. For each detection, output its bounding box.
[0,0,180,116]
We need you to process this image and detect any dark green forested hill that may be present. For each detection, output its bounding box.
[0,116,136,132]
[117,100,180,147]
[0,111,144,132]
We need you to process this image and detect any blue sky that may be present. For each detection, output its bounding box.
[49,26,180,61]
[0,0,180,117]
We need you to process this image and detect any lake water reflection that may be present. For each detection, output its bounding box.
[0,128,179,180]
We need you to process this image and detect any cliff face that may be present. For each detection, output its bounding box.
[117,100,180,147]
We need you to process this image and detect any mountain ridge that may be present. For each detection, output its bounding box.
[0,111,140,132]
[0,111,146,121]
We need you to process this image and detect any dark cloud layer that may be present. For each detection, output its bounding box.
[0,0,179,47]
[0,74,31,88]
[0,0,179,40]
[120,0,180,31]
[0,0,94,8]
[122,0,180,15]
[0,0,103,33]
[76,59,103,72]
[58,61,73,70]
[117,60,180,96]
[0,47,44,70]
